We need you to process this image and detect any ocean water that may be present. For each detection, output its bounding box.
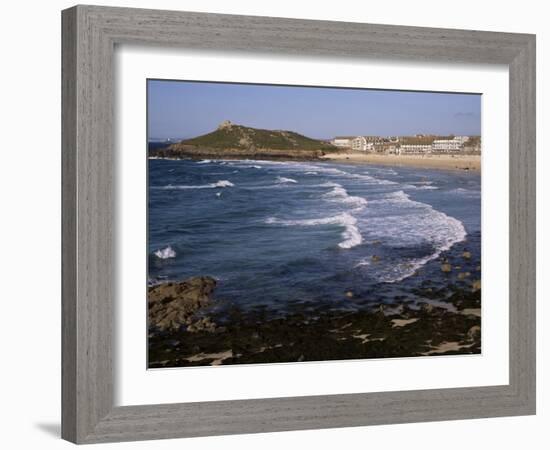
[148,158,481,316]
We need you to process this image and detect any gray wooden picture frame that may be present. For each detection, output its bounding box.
[61,4,536,444]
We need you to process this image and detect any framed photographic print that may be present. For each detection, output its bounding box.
[62,5,536,444]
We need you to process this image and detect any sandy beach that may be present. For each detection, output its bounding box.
[321,152,480,171]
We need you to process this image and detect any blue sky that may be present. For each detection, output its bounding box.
[147,79,481,140]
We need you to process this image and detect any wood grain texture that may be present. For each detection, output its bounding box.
[61,7,77,443]
[61,5,536,444]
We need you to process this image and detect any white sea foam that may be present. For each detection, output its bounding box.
[229,162,262,169]
[276,176,298,184]
[265,212,362,249]
[249,160,347,176]
[148,156,180,160]
[356,190,467,282]
[322,184,368,210]
[213,180,234,187]
[152,180,234,190]
[372,168,398,176]
[403,184,439,190]
[348,173,398,185]
[196,159,212,164]
[154,246,176,259]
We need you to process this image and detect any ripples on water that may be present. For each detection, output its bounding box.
[148,158,481,315]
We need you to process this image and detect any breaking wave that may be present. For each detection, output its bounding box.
[266,212,362,249]
[348,173,398,185]
[152,180,234,190]
[276,176,298,184]
[322,183,368,210]
[357,190,466,282]
[154,246,176,259]
[403,184,439,190]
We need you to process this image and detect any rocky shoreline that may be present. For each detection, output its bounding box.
[148,149,480,171]
[150,144,334,161]
[148,272,481,368]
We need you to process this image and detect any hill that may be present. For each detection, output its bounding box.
[150,121,337,160]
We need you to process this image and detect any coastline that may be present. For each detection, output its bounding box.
[149,151,480,172]
[147,158,482,367]
[148,271,482,367]
[320,152,480,172]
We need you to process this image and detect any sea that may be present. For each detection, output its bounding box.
[148,158,481,317]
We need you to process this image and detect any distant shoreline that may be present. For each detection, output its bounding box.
[149,151,481,172]
[321,152,480,172]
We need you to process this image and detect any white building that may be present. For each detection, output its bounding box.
[351,136,375,152]
[453,136,470,144]
[399,144,432,155]
[331,137,354,148]
[384,144,399,154]
[432,139,463,153]
[363,136,383,143]
[351,136,366,151]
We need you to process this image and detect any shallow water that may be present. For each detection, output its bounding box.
[148,158,481,316]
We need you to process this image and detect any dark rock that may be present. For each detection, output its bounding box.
[447,287,481,310]
[420,302,434,314]
[467,325,481,342]
[148,276,217,332]
[187,317,217,333]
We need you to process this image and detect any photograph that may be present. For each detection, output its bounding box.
[146,79,482,368]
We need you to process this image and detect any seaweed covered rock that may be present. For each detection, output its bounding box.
[148,276,217,332]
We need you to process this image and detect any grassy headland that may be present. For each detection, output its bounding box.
[151,121,338,161]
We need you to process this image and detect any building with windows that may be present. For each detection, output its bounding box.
[351,136,375,152]
[398,144,432,155]
[363,135,383,143]
[453,136,470,145]
[351,136,366,151]
[383,144,399,155]
[432,139,463,153]
[331,136,354,148]
[373,143,399,154]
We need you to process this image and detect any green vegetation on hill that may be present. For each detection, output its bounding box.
[180,121,335,151]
